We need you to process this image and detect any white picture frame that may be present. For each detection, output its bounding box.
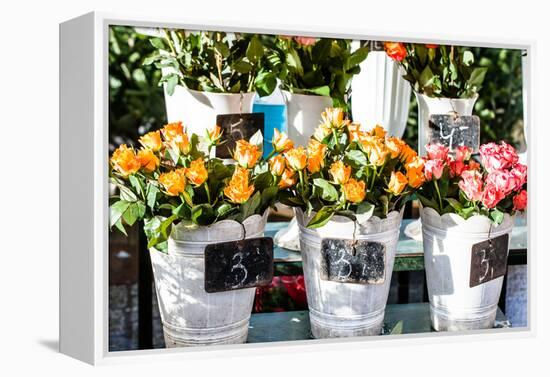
[59,11,535,365]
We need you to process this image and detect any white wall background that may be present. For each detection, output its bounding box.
[0,0,548,375]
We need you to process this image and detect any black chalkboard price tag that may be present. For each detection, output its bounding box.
[204,237,274,293]
[469,234,509,288]
[428,114,480,153]
[215,113,264,159]
[320,238,386,285]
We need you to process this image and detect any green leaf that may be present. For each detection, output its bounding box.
[348,46,369,68]
[490,208,504,225]
[110,200,131,228]
[146,184,159,210]
[260,186,279,210]
[240,191,261,221]
[313,178,338,202]
[150,38,166,50]
[216,203,235,218]
[191,204,216,226]
[345,150,368,167]
[306,206,335,229]
[418,65,435,88]
[305,86,331,97]
[122,201,145,226]
[246,36,264,63]
[233,60,253,73]
[254,71,277,97]
[462,50,474,66]
[445,198,463,212]
[468,67,487,87]
[143,54,160,66]
[129,175,144,198]
[390,320,403,335]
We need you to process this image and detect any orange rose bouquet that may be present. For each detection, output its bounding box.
[384,42,487,98]
[110,122,288,250]
[278,107,424,228]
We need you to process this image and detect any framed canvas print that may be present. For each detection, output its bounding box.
[59,11,533,365]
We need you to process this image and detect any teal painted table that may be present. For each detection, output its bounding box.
[268,217,527,274]
[247,303,511,343]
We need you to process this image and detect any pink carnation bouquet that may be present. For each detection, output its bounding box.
[417,142,527,224]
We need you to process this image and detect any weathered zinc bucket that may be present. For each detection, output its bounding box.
[149,211,268,347]
[421,207,514,331]
[296,208,402,338]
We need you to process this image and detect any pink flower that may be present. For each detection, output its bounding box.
[486,169,516,196]
[425,143,449,161]
[481,184,505,209]
[479,141,519,172]
[424,159,445,181]
[459,170,483,202]
[509,163,527,191]
[513,189,528,211]
[454,146,472,162]
[294,36,317,46]
[450,160,466,177]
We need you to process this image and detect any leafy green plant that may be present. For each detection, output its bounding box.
[385,42,487,98]
[144,30,280,97]
[275,36,369,109]
[109,26,166,148]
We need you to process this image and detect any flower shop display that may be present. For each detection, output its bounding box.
[109,123,288,346]
[384,42,487,156]
[275,36,369,146]
[417,142,527,331]
[278,108,424,338]
[145,30,280,135]
[351,42,411,138]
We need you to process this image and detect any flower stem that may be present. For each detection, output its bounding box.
[204,183,211,205]
[434,180,443,213]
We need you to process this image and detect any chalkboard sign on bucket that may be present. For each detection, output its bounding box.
[469,234,509,288]
[204,237,274,293]
[428,114,480,153]
[320,238,386,284]
[216,113,264,158]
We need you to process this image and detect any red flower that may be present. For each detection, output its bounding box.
[426,44,439,49]
[513,190,527,211]
[384,42,407,62]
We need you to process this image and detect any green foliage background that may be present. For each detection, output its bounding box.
[109,26,525,154]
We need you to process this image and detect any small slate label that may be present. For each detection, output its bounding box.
[469,234,509,288]
[320,238,386,285]
[204,237,274,293]
[216,113,264,158]
[428,114,480,153]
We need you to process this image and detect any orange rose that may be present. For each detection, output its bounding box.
[137,148,160,173]
[321,107,348,129]
[400,144,417,164]
[313,123,332,142]
[162,121,190,154]
[139,130,162,151]
[159,168,186,196]
[279,169,297,189]
[343,178,366,203]
[233,139,261,169]
[385,137,403,159]
[207,125,223,144]
[388,171,408,195]
[329,161,352,185]
[347,123,363,143]
[306,139,327,173]
[224,167,255,204]
[384,42,407,61]
[272,128,294,153]
[369,125,387,139]
[406,157,425,188]
[185,158,208,186]
[269,155,286,176]
[284,147,308,171]
[358,133,377,153]
[368,141,389,166]
[111,144,140,177]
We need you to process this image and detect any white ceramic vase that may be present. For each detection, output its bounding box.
[421,207,514,331]
[149,212,268,347]
[163,85,255,137]
[281,90,333,147]
[415,92,478,157]
[351,51,411,138]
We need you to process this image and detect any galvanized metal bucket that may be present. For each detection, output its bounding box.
[149,211,268,347]
[421,207,514,331]
[296,208,402,338]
